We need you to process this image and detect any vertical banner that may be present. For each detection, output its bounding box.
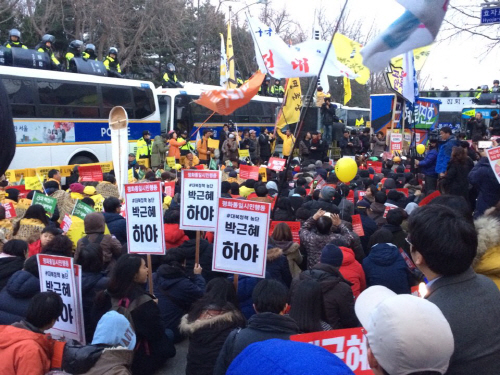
[2,202,17,219]
[180,170,221,231]
[37,254,84,343]
[213,198,270,277]
[124,181,165,255]
[276,78,302,129]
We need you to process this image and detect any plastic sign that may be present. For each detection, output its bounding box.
[213,198,270,277]
[487,146,500,184]
[180,170,221,231]
[2,202,16,219]
[32,191,57,215]
[389,133,403,152]
[270,221,301,244]
[239,165,260,180]
[268,157,287,172]
[124,181,165,255]
[78,165,103,182]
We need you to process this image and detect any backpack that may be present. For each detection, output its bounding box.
[110,294,152,332]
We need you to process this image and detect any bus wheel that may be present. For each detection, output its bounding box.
[69,155,95,165]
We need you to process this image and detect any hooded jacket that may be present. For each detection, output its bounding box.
[339,247,366,299]
[174,238,226,282]
[367,202,387,227]
[81,272,109,342]
[370,136,386,156]
[0,270,40,325]
[271,240,303,278]
[164,223,189,249]
[363,243,411,294]
[102,212,127,245]
[153,263,205,341]
[474,215,500,289]
[213,312,300,375]
[266,246,293,287]
[151,135,169,168]
[82,347,133,375]
[0,321,53,375]
[436,136,459,174]
[0,255,24,290]
[417,148,438,177]
[292,263,358,329]
[469,157,500,217]
[180,308,246,375]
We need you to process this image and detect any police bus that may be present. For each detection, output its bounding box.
[2,65,161,169]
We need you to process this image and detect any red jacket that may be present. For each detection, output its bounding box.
[28,239,42,258]
[164,223,189,249]
[0,324,53,375]
[339,247,366,299]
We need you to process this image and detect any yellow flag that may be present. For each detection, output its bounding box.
[462,109,475,117]
[391,45,432,72]
[333,33,370,85]
[25,176,43,191]
[226,20,236,89]
[276,78,302,129]
[344,77,352,105]
[356,117,365,126]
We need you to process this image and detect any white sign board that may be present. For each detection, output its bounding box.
[487,146,500,184]
[37,254,84,343]
[213,198,270,277]
[124,181,165,255]
[390,132,403,152]
[180,170,221,231]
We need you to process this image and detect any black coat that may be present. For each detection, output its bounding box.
[0,270,40,325]
[469,157,500,217]
[258,133,272,159]
[102,212,127,245]
[81,272,109,342]
[302,198,339,216]
[309,139,324,161]
[213,312,300,375]
[0,256,24,290]
[491,116,500,136]
[266,247,293,287]
[442,161,470,200]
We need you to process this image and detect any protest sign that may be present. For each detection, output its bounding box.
[270,221,301,244]
[208,138,220,149]
[2,202,16,219]
[213,198,270,277]
[390,133,403,153]
[346,190,355,203]
[72,200,95,220]
[351,215,365,237]
[238,149,250,158]
[366,161,382,174]
[128,168,134,182]
[37,254,85,343]
[259,167,267,182]
[60,214,72,233]
[291,328,373,374]
[166,157,176,168]
[268,157,287,172]
[239,164,260,180]
[180,170,221,231]
[487,146,500,184]
[383,203,398,218]
[78,165,103,182]
[194,164,205,170]
[124,181,165,255]
[358,191,366,199]
[313,175,327,190]
[164,181,175,197]
[32,191,57,215]
[25,176,43,190]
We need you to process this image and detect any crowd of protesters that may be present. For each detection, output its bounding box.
[1,121,500,375]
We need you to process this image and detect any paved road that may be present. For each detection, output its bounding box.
[155,339,189,375]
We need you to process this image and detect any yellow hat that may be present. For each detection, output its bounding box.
[83,186,96,195]
[393,156,401,163]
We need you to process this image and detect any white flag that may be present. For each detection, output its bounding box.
[402,51,416,104]
[361,0,448,72]
[220,33,228,87]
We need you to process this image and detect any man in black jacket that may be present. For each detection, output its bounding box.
[214,280,299,375]
[102,197,127,245]
[489,110,500,136]
[321,97,337,145]
[258,128,274,163]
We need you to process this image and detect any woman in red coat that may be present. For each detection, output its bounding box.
[339,247,366,299]
[164,209,189,249]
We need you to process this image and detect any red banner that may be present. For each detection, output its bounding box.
[351,214,365,237]
[291,328,373,374]
[366,161,382,174]
[2,202,16,219]
[419,190,441,206]
[383,203,398,218]
[79,165,103,182]
[60,214,72,233]
[239,165,260,180]
[268,157,287,172]
[270,221,301,244]
[396,188,409,197]
[164,181,175,197]
[346,190,354,203]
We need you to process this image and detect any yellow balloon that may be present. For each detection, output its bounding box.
[335,157,358,183]
[416,144,426,155]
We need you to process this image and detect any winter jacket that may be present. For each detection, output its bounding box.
[363,243,411,294]
[258,133,273,159]
[321,103,337,125]
[249,137,260,160]
[277,128,295,157]
[76,233,122,274]
[301,198,339,215]
[82,347,133,375]
[28,239,42,258]
[338,198,354,220]
[164,223,189,249]
[180,308,246,375]
[0,270,40,325]
[292,263,358,329]
[235,275,260,320]
[0,321,53,375]
[299,140,310,157]
[151,135,169,169]
[370,136,386,156]
[469,157,500,217]
[197,137,212,161]
[0,255,24,290]
[358,214,378,255]
[435,136,459,174]
[13,218,46,243]
[168,138,186,159]
[222,139,238,162]
[81,272,109,342]
[309,139,324,161]
[382,223,410,256]
[339,247,366,299]
[271,240,303,278]
[491,116,500,136]
[266,246,293,287]
[174,238,226,282]
[214,312,300,375]
[339,136,360,156]
[153,264,206,341]
[299,217,354,269]
[367,202,387,227]
[474,215,500,289]
[417,148,438,177]
[441,161,470,199]
[102,212,127,245]
[136,137,152,159]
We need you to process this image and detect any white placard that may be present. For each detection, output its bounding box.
[213,198,270,277]
[390,133,403,152]
[180,170,221,231]
[37,254,84,343]
[124,181,165,255]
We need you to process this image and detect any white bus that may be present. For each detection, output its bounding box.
[2,65,160,169]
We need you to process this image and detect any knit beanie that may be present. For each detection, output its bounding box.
[320,244,344,267]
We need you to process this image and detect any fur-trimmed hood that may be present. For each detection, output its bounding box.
[179,309,245,335]
[474,215,500,265]
[267,246,283,262]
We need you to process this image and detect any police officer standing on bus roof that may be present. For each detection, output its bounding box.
[136,130,154,162]
[65,40,83,71]
[83,43,97,60]
[259,76,271,96]
[4,29,28,49]
[35,34,62,70]
[103,47,122,77]
[269,78,284,98]
[162,63,183,88]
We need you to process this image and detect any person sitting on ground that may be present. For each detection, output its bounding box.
[270,222,302,278]
[164,209,189,250]
[339,246,366,299]
[408,204,500,373]
[0,291,63,375]
[28,225,61,258]
[12,204,49,243]
[355,285,454,375]
[367,191,388,227]
[214,279,299,375]
[41,234,74,257]
[0,240,27,290]
[102,197,127,245]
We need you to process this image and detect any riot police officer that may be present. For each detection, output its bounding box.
[35,34,61,70]
[83,43,97,60]
[4,29,28,49]
[162,63,183,88]
[65,40,83,71]
[103,47,122,77]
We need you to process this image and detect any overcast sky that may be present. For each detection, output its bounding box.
[217,0,499,90]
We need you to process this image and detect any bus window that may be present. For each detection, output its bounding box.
[102,85,133,119]
[2,78,36,117]
[261,102,276,123]
[132,87,155,119]
[158,95,171,133]
[234,101,264,123]
[174,94,193,134]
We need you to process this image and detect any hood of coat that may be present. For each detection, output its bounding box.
[474,215,500,266]
[164,223,187,244]
[81,272,108,294]
[299,263,352,287]
[247,312,299,334]
[339,247,356,267]
[91,347,134,373]
[102,212,125,224]
[0,256,24,279]
[156,263,185,281]
[0,323,51,355]
[272,240,300,256]
[5,269,40,298]
[84,212,105,234]
[370,202,386,215]
[179,309,245,335]
[267,246,283,262]
[367,243,400,266]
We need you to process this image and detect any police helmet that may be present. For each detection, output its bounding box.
[69,40,83,50]
[482,85,489,91]
[167,63,176,73]
[236,70,242,77]
[9,29,21,38]
[109,47,118,55]
[86,43,96,52]
[494,80,499,85]
[265,76,271,82]
[41,34,56,44]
